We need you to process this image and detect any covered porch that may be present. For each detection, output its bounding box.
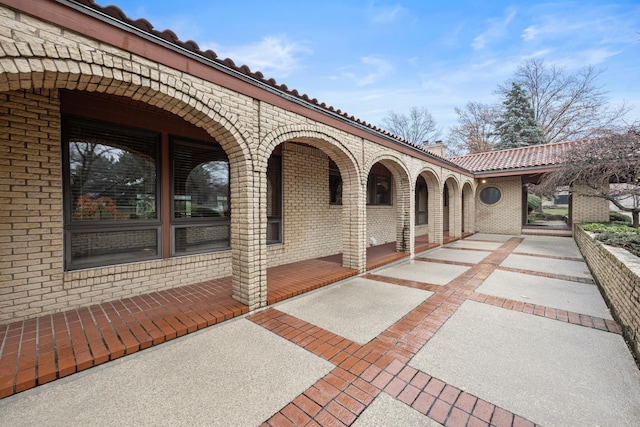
[0,234,455,399]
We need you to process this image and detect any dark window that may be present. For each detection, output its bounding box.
[367,165,392,206]
[267,155,282,244]
[63,117,233,270]
[329,160,342,205]
[171,138,230,255]
[443,183,449,207]
[479,186,502,205]
[415,176,428,225]
[63,117,161,270]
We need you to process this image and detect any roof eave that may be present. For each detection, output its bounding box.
[53,0,468,173]
[472,165,562,178]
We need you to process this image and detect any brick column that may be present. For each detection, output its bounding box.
[571,182,609,225]
[341,176,367,272]
[395,177,414,254]
[449,181,462,239]
[430,184,444,245]
[229,159,266,310]
[0,89,65,323]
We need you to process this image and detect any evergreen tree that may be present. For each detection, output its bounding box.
[493,83,545,150]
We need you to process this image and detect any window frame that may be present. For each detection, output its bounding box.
[170,136,231,256]
[415,177,428,225]
[62,116,163,270]
[266,154,283,245]
[479,186,502,205]
[367,173,393,206]
[329,160,342,205]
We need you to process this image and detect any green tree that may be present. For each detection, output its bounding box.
[493,83,545,150]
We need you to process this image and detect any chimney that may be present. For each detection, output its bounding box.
[426,141,446,157]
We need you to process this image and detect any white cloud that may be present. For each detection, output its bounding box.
[368,3,407,24]
[552,48,622,68]
[206,35,312,79]
[521,19,586,42]
[341,56,395,87]
[472,7,517,50]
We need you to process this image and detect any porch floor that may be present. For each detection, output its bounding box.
[0,236,451,399]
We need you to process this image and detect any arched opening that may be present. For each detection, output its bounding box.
[364,158,412,260]
[462,181,475,235]
[415,175,428,231]
[261,130,364,275]
[60,90,236,270]
[443,177,461,240]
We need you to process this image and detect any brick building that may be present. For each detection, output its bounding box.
[0,0,608,324]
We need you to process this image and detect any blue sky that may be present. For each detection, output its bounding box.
[109,0,639,136]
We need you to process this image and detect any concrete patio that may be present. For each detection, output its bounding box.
[1,234,639,426]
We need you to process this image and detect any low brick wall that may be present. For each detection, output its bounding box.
[574,225,640,361]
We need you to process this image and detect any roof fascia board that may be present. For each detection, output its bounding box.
[472,165,561,178]
[6,0,470,174]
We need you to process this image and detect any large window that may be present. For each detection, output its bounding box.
[172,138,230,255]
[63,118,161,270]
[267,155,282,244]
[63,117,232,270]
[367,164,392,205]
[416,176,428,225]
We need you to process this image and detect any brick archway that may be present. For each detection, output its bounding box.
[417,168,443,245]
[443,175,462,239]
[0,50,267,309]
[262,126,366,272]
[365,155,413,255]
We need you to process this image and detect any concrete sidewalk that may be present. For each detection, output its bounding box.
[1,234,639,426]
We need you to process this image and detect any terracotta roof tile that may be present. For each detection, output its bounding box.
[77,0,446,159]
[449,140,590,173]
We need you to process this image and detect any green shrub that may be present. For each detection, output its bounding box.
[609,211,632,224]
[583,221,640,257]
[582,222,640,234]
[527,194,541,213]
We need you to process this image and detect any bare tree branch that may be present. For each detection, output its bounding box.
[498,58,632,143]
[381,106,441,146]
[536,124,640,227]
[447,101,500,154]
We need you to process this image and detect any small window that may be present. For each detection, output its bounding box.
[329,160,342,205]
[443,183,449,207]
[479,186,502,205]
[415,176,428,225]
[367,166,392,206]
[267,155,283,244]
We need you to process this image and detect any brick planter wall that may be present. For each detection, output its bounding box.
[574,225,640,361]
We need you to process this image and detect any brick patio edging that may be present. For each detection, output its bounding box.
[574,225,640,363]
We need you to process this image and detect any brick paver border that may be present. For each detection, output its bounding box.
[252,237,620,426]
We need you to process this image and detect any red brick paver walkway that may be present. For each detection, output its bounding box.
[250,237,621,426]
[0,278,247,398]
[1,235,619,425]
[0,239,425,399]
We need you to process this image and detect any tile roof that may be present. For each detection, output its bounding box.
[449,139,589,174]
[75,0,450,161]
